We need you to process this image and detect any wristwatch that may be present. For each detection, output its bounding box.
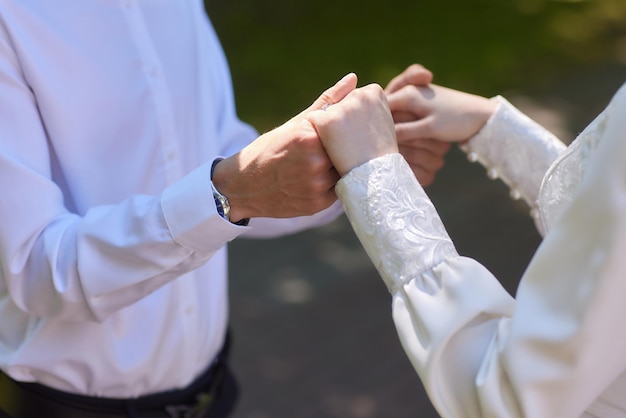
[211,181,231,221]
[210,159,249,226]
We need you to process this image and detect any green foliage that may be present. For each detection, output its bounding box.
[205,0,626,132]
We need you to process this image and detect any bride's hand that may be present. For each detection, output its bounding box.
[384,64,453,186]
[307,83,398,177]
[385,63,433,95]
[387,83,498,144]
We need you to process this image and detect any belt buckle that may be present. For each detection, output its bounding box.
[165,392,213,418]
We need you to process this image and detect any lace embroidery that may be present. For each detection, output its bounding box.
[460,96,608,236]
[538,111,606,233]
[336,154,456,295]
[461,96,566,236]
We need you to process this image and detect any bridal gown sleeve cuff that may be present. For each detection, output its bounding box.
[335,153,457,294]
[461,97,566,233]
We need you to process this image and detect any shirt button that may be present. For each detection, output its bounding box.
[184,306,194,316]
[122,0,132,8]
[148,66,158,77]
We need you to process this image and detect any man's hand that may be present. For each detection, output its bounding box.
[396,138,451,187]
[212,73,358,222]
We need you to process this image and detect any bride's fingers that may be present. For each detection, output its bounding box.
[308,84,398,176]
[387,84,435,121]
[385,64,433,95]
[395,117,435,143]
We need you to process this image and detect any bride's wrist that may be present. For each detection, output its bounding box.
[470,96,499,129]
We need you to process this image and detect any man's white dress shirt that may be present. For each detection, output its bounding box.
[0,0,341,398]
[336,84,626,417]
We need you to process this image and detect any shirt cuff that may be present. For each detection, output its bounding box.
[161,161,247,253]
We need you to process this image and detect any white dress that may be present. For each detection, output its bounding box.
[335,82,626,417]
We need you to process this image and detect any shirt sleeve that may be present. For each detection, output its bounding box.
[461,97,566,235]
[0,68,231,324]
[335,85,626,418]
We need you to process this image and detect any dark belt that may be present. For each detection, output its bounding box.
[0,334,237,418]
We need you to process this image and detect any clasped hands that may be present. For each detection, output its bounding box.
[213,64,497,222]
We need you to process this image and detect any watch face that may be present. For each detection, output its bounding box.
[214,195,225,218]
[211,181,229,221]
[220,195,230,219]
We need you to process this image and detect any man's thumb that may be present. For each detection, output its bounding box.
[311,73,358,111]
[290,73,358,123]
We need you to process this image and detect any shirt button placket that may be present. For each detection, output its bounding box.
[124,0,182,184]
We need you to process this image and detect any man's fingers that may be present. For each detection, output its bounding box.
[385,64,433,94]
[405,137,452,156]
[409,164,436,187]
[386,84,435,121]
[311,73,358,111]
[292,73,358,123]
[399,143,448,172]
[392,111,415,123]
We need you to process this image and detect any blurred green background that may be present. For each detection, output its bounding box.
[204,1,626,417]
[207,0,626,131]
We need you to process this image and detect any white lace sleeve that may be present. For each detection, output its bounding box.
[461,97,566,232]
[335,153,457,294]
